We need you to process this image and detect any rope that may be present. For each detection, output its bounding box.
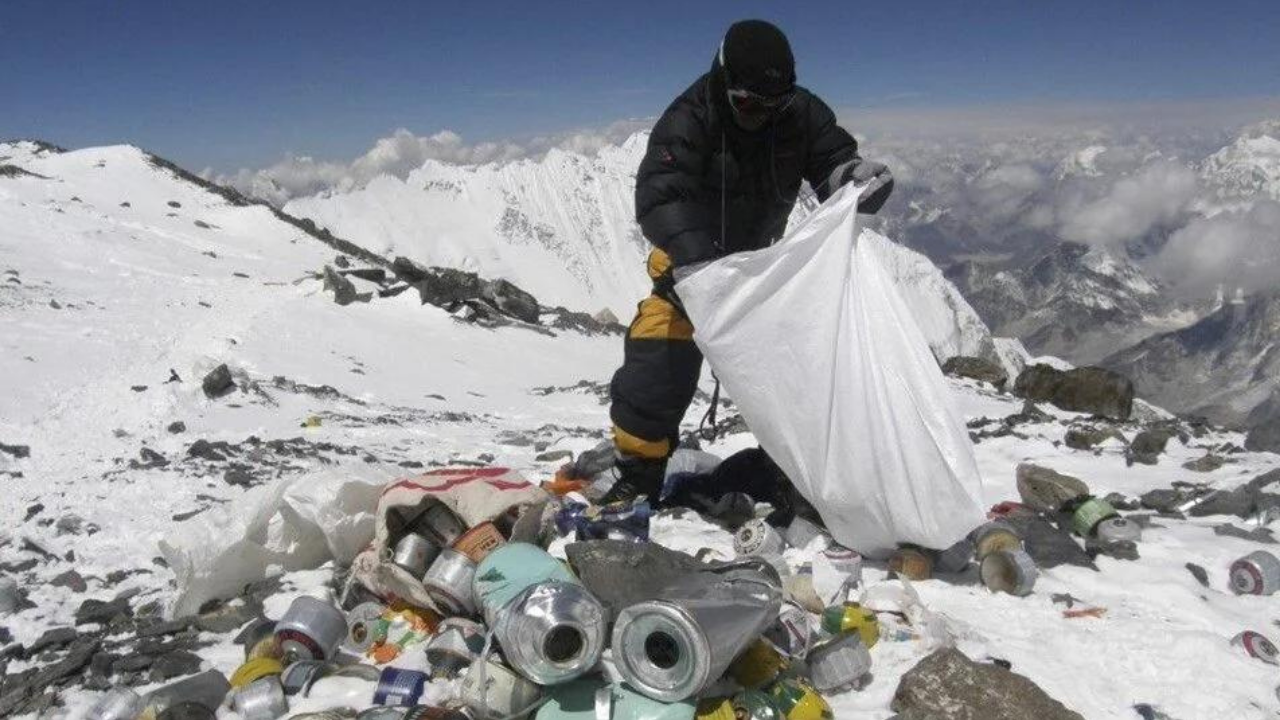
[698,376,721,442]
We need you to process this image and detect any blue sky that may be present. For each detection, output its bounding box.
[3,0,1279,172]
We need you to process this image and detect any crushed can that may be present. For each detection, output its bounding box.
[143,669,232,717]
[783,517,826,550]
[554,500,651,542]
[728,639,787,689]
[279,660,326,696]
[1232,631,1280,665]
[393,533,442,577]
[820,546,863,586]
[417,502,468,547]
[453,522,507,563]
[888,546,933,581]
[612,564,783,702]
[767,680,832,720]
[86,688,146,720]
[373,667,429,706]
[1069,496,1119,537]
[423,548,478,616]
[933,538,976,574]
[1230,550,1280,596]
[425,617,486,678]
[239,618,281,661]
[731,689,784,720]
[819,602,879,650]
[1095,517,1141,544]
[276,596,348,662]
[970,521,1022,560]
[980,548,1038,596]
[230,657,285,689]
[155,701,217,720]
[459,658,543,720]
[344,602,389,655]
[475,544,606,685]
[232,677,289,720]
[806,633,871,694]
[735,519,786,559]
[764,603,817,659]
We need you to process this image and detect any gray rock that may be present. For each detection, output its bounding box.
[1014,364,1134,420]
[195,600,260,634]
[891,647,1084,720]
[1015,463,1090,512]
[482,279,540,324]
[55,514,84,535]
[942,356,1009,389]
[200,364,235,399]
[90,651,118,678]
[51,570,87,593]
[1103,492,1140,511]
[322,265,371,306]
[223,468,254,487]
[1139,488,1187,513]
[1184,563,1209,587]
[1064,426,1124,451]
[334,254,351,269]
[149,650,203,681]
[113,653,155,673]
[28,627,78,654]
[1213,523,1276,543]
[1000,511,1096,570]
[1087,538,1139,561]
[1182,454,1226,472]
[535,449,574,463]
[1128,428,1175,465]
[341,267,386,284]
[0,637,99,716]
[1245,417,1280,453]
[75,597,132,626]
[1246,468,1280,494]
[1189,487,1258,519]
[0,443,31,459]
[391,255,431,282]
[571,440,617,479]
[167,421,187,434]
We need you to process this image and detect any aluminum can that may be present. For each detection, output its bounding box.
[275,596,347,662]
[452,522,506,564]
[239,618,280,661]
[419,503,468,547]
[970,521,1022,560]
[155,702,216,720]
[426,617,486,678]
[279,659,325,695]
[767,680,831,720]
[373,667,429,706]
[764,602,817,659]
[728,639,786,689]
[393,533,442,577]
[1070,497,1118,537]
[819,602,879,650]
[473,543,577,626]
[782,517,826,550]
[1095,517,1141,544]
[734,519,786,559]
[491,581,607,685]
[1230,550,1280,596]
[143,669,231,717]
[888,547,933,581]
[422,548,478,616]
[459,658,543,720]
[231,677,289,720]
[612,565,783,702]
[820,546,863,586]
[344,601,388,655]
[1232,630,1280,665]
[980,549,1038,596]
[806,633,871,694]
[230,657,284,689]
[86,688,145,720]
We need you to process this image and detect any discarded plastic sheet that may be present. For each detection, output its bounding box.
[676,182,985,557]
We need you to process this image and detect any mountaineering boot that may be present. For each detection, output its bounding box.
[600,455,666,504]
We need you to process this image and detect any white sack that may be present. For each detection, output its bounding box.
[676,183,986,557]
[160,465,387,618]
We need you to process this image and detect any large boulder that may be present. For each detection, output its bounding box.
[942,356,1009,389]
[892,647,1084,720]
[482,279,540,324]
[1014,364,1134,420]
[1246,416,1280,454]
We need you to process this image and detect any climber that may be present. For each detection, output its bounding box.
[605,19,894,503]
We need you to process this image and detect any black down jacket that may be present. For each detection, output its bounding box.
[636,57,861,266]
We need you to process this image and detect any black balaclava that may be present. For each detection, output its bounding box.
[719,20,796,131]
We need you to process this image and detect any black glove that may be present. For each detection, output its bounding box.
[830,158,894,214]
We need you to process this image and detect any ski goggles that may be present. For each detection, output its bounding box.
[727,86,796,115]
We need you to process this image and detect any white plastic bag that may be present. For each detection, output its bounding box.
[675,183,985,557]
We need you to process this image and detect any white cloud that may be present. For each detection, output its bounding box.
[1059,162,1198,248]
[1150,200,1280,298]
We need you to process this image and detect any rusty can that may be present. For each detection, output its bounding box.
[451,522,506,564]
[422,548,478,616]
[888,546,933,581]
[1230,550,1280,596]
[728,639,787,689]
[231,677,288,720]
[735,519,787,559]
[1232,630,1280,665]
[239,618,282,661]
[806,633,871,694]
[971,521,1022,560]
[767,680,832,720]
[980,549,1038,596]
[419,503,467,547]
[392,533,441,577]
[764,602,817,659]
[819,602,879,650]
[230,657,284,689]
[275,596,347,662]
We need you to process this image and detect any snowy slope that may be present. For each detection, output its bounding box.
[1200,121,1280,208]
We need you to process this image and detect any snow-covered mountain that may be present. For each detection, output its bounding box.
[1103,290,1280,427]
[1199,120,1280,208]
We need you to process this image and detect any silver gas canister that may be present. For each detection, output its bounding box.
[806,633,872,694]
[422,548,478,616]
[491,581,607,685]
[232,677,289,720]
[1230,550,1280,596]
[459,658,543,720]
[425,617,486,678]
[393,533,441,577]
[275,596,347,662]
[419,503,468,547]
[1232,630,1280,665]
[1095,517,1142,544]
[783,517,826,550]
[763,602,816,660]
[344,602,388,655]
[821,546,863,587]
[970,521,1023,560]
[86,688,145,720]
[734,520,786,559]
[979,549,1038,596]
[612,564,783,702]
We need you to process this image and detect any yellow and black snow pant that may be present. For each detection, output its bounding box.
[609,248,703,461]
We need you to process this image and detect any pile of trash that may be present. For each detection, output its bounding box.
[68,438,1280,720]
